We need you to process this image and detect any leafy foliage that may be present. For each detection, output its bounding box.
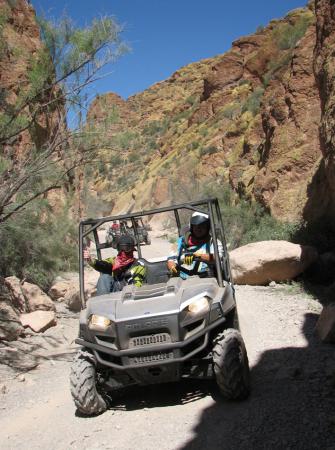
[0,201,77,290]
[199,146,218,157]
[0,10,127,286]
[273,14,313,50]
[242,87,264,116]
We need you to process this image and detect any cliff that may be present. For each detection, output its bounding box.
[0,0,63,160]
[86,5,324,224]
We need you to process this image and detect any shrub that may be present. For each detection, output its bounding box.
[128,151,140,163]
[199,146,218,157]
[172,109,192,122]
[110,153,122,166]
[274,14,313,50]
[199,127,208,137]
[242,87,264,116]
[143,120,163,136]
[0,201,77,290]
[202,182,297,249]
[186,95,197,106]
[221,103,241,120]
[113,131,138,150]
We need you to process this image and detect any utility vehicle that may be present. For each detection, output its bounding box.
[120,218,151,245]
[70,198,250,415]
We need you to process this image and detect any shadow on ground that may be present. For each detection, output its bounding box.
[111,378,213,411]
[110,313,335,449]
[178,313,335,449]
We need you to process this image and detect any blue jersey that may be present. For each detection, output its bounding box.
[170,235,223,279]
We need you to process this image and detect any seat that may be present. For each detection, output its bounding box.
[139,259,170,285]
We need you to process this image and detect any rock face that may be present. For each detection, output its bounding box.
[229,240,318,285]
[84,5,332,227]
[0,0,62,159]
[0,0,69,219]
[305,0,335,226]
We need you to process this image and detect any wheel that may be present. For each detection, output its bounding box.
[70,350,107,416]
[212,328,250,400]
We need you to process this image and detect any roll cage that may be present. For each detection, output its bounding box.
[79,198,232,308]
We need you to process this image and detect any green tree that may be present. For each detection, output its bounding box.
[0,10,128,223]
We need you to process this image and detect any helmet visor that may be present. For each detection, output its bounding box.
[118,243,134,252]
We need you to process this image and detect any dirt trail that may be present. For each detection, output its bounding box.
[0,240,335,449]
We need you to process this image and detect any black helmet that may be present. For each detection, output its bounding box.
[116,235,135,252]
[190,211,210,228]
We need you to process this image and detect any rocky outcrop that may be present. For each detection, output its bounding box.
[229,240,318,285]
[85,6,328,226]
[303,0,335,225]
[1,276,57,338]
[0,0,63,159]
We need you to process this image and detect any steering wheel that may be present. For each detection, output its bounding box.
[176,253,202,276]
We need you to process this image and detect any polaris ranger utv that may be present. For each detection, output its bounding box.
[70,198,250,415]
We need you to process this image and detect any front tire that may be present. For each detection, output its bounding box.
[70,350,107,416]
[213,329,250,400]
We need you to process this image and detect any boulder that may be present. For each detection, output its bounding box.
[20,311,57,333]
[229,240,318,285]
[315,304,335,343]
[4,276,26,312]
[21,282,55,312]
[49,269,99,304]
[0,346,38,371]
[64,285,82,312]
[0,300,24,341]
[48,280,71,301]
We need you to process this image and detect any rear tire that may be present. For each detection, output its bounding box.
[70,350,107,416]
[213,329,250,400]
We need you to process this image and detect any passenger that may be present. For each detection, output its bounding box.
[167,212,223,279]
[111,220,120,234]
[84,235,146,294]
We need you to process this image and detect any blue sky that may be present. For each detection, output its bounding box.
[33,0,307,101]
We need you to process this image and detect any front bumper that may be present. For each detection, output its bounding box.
[76,315,227,370]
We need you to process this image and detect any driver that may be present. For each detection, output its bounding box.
[84,235,146,294]
[167,212,223,279]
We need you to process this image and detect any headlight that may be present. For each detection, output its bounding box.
[180,296,211,324]
[187,297,210,315]
[88,314,112,331]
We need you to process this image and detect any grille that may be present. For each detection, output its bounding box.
[129,333,170,348]
[129,351,173,365]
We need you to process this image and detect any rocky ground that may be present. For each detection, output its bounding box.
[0,281,334,450]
